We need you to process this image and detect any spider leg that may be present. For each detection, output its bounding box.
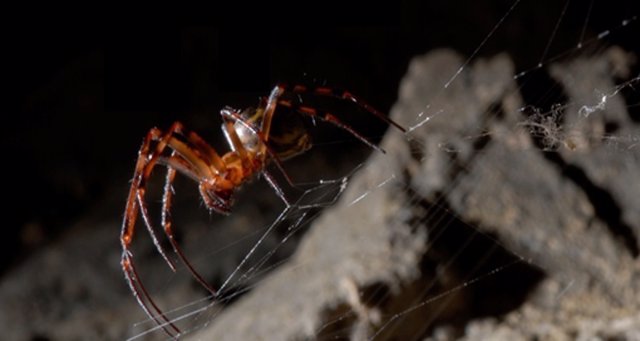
[257,93,310,188]
[264,84,396,153]
[121,255,180,338]
[186,130,226,172]
[145,122,223,181]
[121,254,180,338]
[147,123,231,295]
[151,124,231,213]
[161,153,218,296]
[121,128,182,337]
[258,85,287,142]
[277,98,387,153]
[156,126,254,295]
[220,112,249,162]
[134,122,218,273]
[124,127,177,272]
[262,169,291,206]
[122,123,226,337]
[261,144,297,188]
[285,83,407,133]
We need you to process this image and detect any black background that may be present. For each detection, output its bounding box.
[3,1,638,275]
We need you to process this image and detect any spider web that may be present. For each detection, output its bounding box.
[127,2,640,340]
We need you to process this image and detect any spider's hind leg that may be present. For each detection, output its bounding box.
[285,83,407,133]
[276,97,387,153]
[271,83,408,153]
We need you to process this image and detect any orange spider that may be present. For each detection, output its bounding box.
[120,83,406,337]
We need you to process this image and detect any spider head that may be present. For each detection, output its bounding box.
[201,186,235,215]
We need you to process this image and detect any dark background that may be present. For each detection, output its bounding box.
[3,1,638,276]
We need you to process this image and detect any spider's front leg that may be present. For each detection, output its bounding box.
[121,127,182,336]
[121,122,226,336]
[123,122,197,273]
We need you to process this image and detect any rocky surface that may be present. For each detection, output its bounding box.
[1,47,638,341]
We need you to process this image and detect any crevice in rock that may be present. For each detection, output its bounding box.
[544,152,639,258]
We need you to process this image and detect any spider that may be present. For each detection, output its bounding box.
[120,83,406,337]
